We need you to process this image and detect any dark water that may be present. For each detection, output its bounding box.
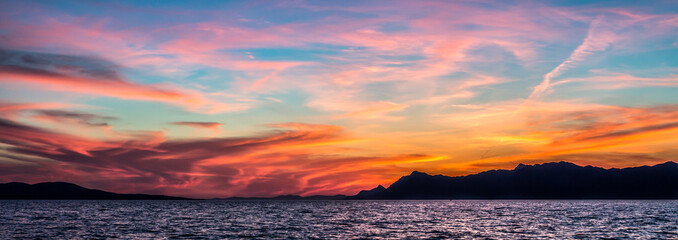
[1,200,677,239]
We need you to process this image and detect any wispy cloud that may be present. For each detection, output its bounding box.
[0,50,244,114]
[171,121,223,129]
[552,72,678,89]
[529,16,615,100]
[0,119,433,197]
[33,109,116,127]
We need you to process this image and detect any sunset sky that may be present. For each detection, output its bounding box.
[1,0,677,198]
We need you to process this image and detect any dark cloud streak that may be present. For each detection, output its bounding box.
[0,49,122,81]
[33,109,117,127]
[583,121,678,141]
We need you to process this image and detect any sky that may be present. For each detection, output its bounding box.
[1,0,677,198]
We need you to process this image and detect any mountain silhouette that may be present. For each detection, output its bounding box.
[348,161,678,199]
[352,185,387,199]
[0,182,189,200]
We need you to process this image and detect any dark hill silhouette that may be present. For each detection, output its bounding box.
[348,161,678,199]
[0,182,189,200]
[352,185,387,199]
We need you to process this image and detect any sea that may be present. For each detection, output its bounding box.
[1,200,677,239]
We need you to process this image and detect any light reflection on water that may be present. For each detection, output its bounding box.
[1,200,677,239]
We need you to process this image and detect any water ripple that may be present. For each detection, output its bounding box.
[1,200,677,239]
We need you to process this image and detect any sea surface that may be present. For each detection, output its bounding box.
[1,200,677,239]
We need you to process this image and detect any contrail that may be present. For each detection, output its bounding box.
[529,16,613,100]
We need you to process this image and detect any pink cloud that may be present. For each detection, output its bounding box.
[0,65,227,112]
[0,101,78,119]
[0,49,245,114]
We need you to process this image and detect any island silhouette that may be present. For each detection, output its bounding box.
[0,182,188,200]
[2,161,677,200]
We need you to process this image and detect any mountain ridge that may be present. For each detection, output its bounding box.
[349,161,678,199]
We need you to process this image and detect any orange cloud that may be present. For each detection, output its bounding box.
[0,119,431,198]
[427,102,678,174]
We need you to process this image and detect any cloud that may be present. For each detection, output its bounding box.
[529,16,615,99]
[0,119,433,198]
[33,110,116,127]
[0,50,241,114]
[581,121,678,141]
[171,121,223,129]
[170,122,224,136]
[552,72,678,89]
[0,101,78,118]
[334,101,409,120]
[434,102,678,172]
[0,117,118,156]
[538,104,678,146]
